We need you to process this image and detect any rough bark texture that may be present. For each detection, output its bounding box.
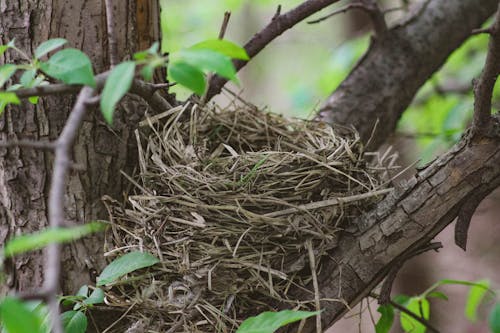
[317,0,498,149]
[0,0,158,297]
[289,125,500,331]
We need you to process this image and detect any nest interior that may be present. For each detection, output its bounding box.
[103,102,394,332]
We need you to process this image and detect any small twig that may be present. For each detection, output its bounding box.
[205,0,341,100]
[0,140,56,150]
[361,0,388,36]
[308,0,387,36]
[272,5,282,21]
[104,0,119,67]
[218,11,231,39]
[382,6,406,15]
[14,84,81,99]
[85,95,101,106]
[307,3,369,24]
[472,2,500,135]
[379,242,442,305]
[370,293,440,333]
[306,239,322,333]
[264,188,392,218]
[390,300,440,333]
[150,82,176,92]
[12,75,172,112]
[472,27,493,35]
[101,302,137,333]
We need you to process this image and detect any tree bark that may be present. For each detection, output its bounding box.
[0,0,157,297]
[290,126,500,331]
[317,0,498,149]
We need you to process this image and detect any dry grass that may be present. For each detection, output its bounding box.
[102,101,395,332]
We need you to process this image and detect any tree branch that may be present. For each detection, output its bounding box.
[317,0,498,149]
[289,121,500,332]
[472,2,500,135]
[205,0,341,100]
[42,86,95,333]
[308,0,387,36]
[12,76,172,112]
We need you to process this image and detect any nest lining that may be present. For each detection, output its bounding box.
[102,101,394,332]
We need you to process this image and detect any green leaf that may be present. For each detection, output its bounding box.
[20,70,36,87]
[34,38,68,59]
[427,291,448,301]
[134,42,160,60]
[96,251,160,286]
[61,311,87,333]
[0,92,21,115]
[100,61,135,125]
[3,221,107,258]
[167,61,206,95]
[236,310,320,333]
[76,285,89,298]
[83,288,104,306]
[40,49,95,87]
[0,40,15,57]
[375,305,394,333]
[74,287,104,310]
[393,294,411,306]
[465,279,490,322]
[0,65,17,87]
[0,297,42,333]
[0,92,21,106]
[489,303,500,333]
[173,49,237,81]
[400,297,430,333]
[28,96,39,105]
[189,39,249,60]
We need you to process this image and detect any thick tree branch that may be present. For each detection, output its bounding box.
[205,0,341,99]
[318,0,498,148]
[283,2,500,331]
[290,122,500,332]
[472,2,500,135]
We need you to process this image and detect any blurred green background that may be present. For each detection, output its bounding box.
[162,0,498,165]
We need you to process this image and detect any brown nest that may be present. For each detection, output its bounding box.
[102,101,395,332]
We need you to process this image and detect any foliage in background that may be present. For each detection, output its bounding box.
[374,279,500,333]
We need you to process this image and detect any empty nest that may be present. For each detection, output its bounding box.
[102,101,395,332]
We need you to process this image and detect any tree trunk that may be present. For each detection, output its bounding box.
[0,0,158,297]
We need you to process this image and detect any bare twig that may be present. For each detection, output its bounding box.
[12,76,172,112]
[370,293,440,333]
[40,86,95,333]
[361,0,387,35]
[104,0,119,67]
[205,0,341,100]
[218,11,231,39]
[472,2,500,135]
[472,27,493,35]
[0,140,56,150]
[308,0,387,36]
[307,3,369,24]
[378,242,442,305]
[14,84,81,98]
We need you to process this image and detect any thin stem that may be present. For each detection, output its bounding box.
[104,0,119,67]
[205,0,341,100]
[472,2,500,135]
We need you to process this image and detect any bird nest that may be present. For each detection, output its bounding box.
[102,101,395,332]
